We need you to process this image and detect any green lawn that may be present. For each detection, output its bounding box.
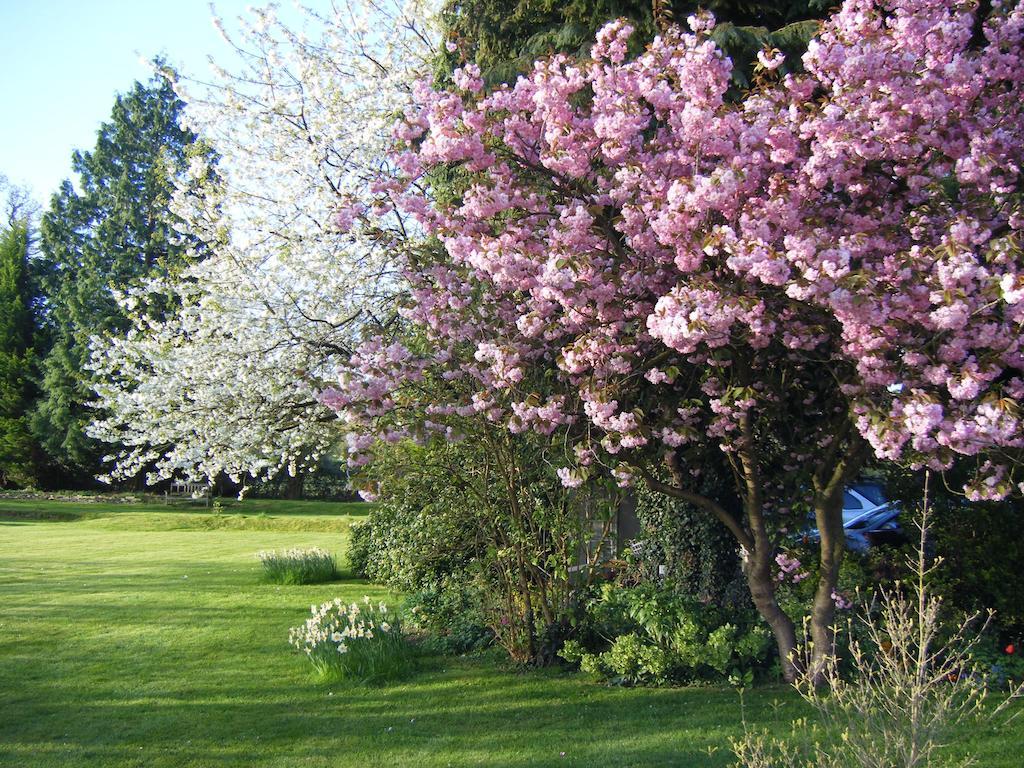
[0,500,1020,767]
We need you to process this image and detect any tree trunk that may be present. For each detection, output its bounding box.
[746,544,800,683]
[735,419,802,683]
[643,455,802,681]
[285,471,305,500]
[808,484,846,681]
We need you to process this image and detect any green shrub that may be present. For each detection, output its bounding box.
[404,580,494,655]
[355,443,483,592]
[561,583,772,686]
[633,474,749,609]
[346,522,372,579]
[884,468,1024,638]
[353,437,592,664]
[562,634,675,686]
[928,499,1024,638]
[257,547,339,584]
[288,598,413,684]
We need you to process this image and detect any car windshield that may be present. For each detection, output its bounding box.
[851,483,886,505]
[843,491,866,511]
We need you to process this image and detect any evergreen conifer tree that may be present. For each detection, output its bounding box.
[33,68,208,484]
[0,219,37,487]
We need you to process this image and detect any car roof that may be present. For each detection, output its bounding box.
[845,506,898,530]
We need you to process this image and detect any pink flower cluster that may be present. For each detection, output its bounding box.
[775,552,810,584]
[326,0,1024,500]
[831,590,853,611]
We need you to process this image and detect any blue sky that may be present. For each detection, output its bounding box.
[0,0,293,204]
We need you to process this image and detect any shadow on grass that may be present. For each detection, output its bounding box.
[0,559,368,593]
[0,500,372,534]
[0,549,762,766]
[0,509,80,523]
[0,654,774,768]
[0,497,372,514]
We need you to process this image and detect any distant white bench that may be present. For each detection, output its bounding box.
[164,481,211,507]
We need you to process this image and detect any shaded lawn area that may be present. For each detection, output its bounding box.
[0,498,370,531]
[0,501,372,528]
[0,501,1019,767]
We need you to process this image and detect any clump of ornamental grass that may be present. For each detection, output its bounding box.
[733,476,1024,768]
[257,547,339,584]
[288,597,413,684]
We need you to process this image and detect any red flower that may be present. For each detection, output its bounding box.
[1006,644,1016,655]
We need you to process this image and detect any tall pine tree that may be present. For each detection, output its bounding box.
[0,218,37,487]
[33,69,207,485]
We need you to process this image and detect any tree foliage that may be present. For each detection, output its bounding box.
[32,69,207,482]
[326,0,1024,680]
[437,0,834,88]
[0,219,37,487]
[88,2,440,489]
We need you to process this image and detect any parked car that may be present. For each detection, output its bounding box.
[802,482,904,551]
[844,503,905,551]
[841,482,890,524]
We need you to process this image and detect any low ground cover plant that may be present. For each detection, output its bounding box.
[561,582,772,687]
[288,597,413,684]
[972,638,1024,688]
[257,547,338,584]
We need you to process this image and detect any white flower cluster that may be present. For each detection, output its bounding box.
[88,1,440,488]
[257,546,338,584]
[258,546,334,566]
[288,597,394,657]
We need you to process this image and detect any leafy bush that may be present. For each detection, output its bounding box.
[288,597,412,684]
[346,522,372,579]
[884,468,1024,638]
[355,442,483,592]
[404,579,494,655]
[353,438,595,664]
[257,547,339,585]
[562,634,673,686]
[561,583,772,686]
[926,499,1024,638]
[632,472,749,609]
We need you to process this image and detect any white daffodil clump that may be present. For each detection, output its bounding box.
[288,597,411,683]
[257,547,338,585]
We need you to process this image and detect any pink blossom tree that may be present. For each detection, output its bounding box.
[324,0,1024,681]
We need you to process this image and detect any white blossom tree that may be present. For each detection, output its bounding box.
[88,0,438,488]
